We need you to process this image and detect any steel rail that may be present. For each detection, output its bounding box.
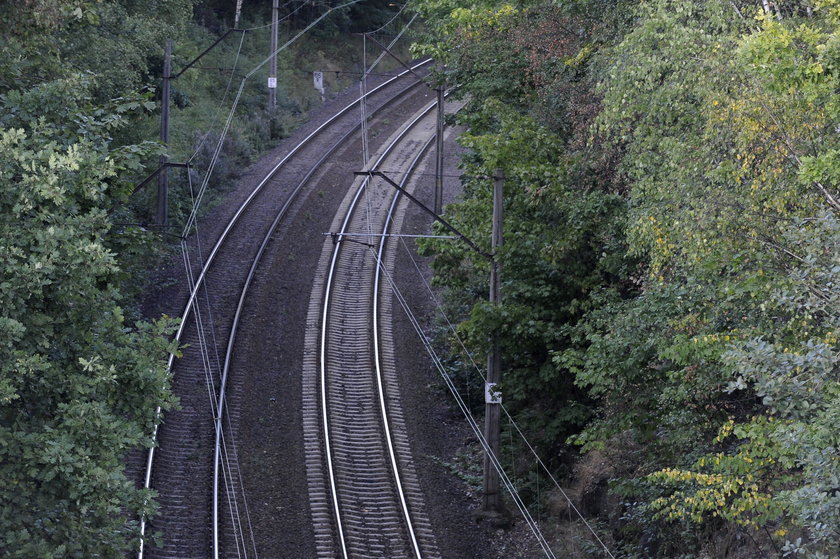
[137,59,432,559]
[210,79,421,557]
[371,134,437,559]
[320,101,437,558]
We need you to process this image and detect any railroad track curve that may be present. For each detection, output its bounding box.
[302,93,462,558]
[136,60,436,559]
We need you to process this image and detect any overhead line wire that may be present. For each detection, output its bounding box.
[151,4,365,558]
[394,205,618,559]
[369,246,557,558]
[184,145,259,559]
[246,0,364,80]
[188,30,247,166]
[240,0,306,31]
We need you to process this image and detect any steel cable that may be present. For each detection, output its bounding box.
[396,217,618,559]
[188,30,247,166]
[371,249,558,558]
[139,8,427,553]
[184,156,257,559]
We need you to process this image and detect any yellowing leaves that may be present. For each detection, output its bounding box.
[648,413,804,530]
[714,419,735,443]
[649,465,777,527]
[449,4,518,37]
[632,213,678,275]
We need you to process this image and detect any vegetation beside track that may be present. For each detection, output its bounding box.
[412,0,840,557]
[4,0,838,557]
[0,1,405,556]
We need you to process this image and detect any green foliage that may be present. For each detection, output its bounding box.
[417,0,840,555]
[412,0,628,134]
[0,2,418,557]
[719,213,840,556]
[413,3,529,99]
[59,0,192,100]
[0,76,177,558]
[633,214,840,557]
[0,0,191,98]
[571,0,840,555]
[419,99,628,459]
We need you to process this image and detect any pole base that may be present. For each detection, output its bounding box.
[473,505,512,529]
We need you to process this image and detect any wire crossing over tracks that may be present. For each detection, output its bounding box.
[136,60,434,559]
[302,98,454,559]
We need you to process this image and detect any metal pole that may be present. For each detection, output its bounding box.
[234,0,243,28]
[434,86,444,215]
[482,168,504,513]
[360,34,369,164]
[355,171,492,260]
[156,38,172,227]
[268,0,279,111]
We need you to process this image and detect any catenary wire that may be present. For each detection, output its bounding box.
[183,94,260,559]
[396,225,618,559]
[188,30,247,166]
[370,246,558,558]
[240,0,316,31]
[184,163,255,558]
[143,3,424,555]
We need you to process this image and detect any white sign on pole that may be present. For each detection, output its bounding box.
[313,71,324,95]
[485,382,502,404]
[267,77,277,89]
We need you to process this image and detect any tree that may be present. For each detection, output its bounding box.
[0,75,177,558]
[415,0,840,556]
[0,1,191,99]
[568,0,840,555]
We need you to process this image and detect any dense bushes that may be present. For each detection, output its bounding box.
[412,0,840,556]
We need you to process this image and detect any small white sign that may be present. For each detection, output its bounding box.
[313,71,324,95]
[267,77,277,89]
[485,382,502,404]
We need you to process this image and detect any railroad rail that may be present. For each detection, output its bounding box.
[303,96,459,558]
[136,60,435,559]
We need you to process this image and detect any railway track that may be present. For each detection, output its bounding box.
[135,61,439,559]
[303,94,462,558]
